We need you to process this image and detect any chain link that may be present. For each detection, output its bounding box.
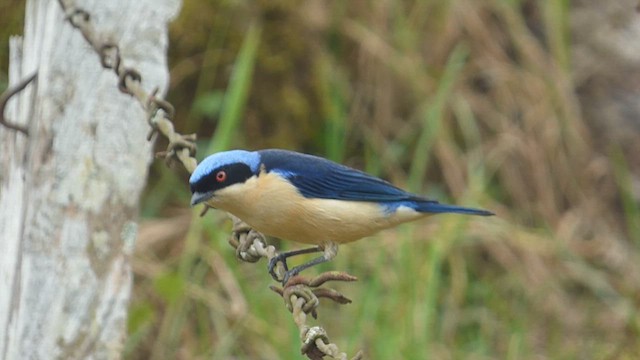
[57,0,197,171]
[231,216,363,359]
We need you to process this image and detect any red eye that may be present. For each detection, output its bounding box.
[215,170,227,182]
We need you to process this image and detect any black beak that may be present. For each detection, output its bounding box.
[190,191,214,206]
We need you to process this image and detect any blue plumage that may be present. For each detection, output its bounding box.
[257,149,492,216]
[259,149,413,201]
[191,150,260,184]
[191,149,492,216]
[190,148,493,283]
[412,202,493,216]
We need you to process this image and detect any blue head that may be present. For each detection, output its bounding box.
[189,150,261,206]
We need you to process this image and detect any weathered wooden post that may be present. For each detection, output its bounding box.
[0,0,180,358]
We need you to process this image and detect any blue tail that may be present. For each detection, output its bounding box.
[416,201,494,216]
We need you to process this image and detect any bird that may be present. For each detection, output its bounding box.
[190,149,493,284]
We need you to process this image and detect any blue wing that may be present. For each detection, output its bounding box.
[258,149,425,202]
[258,149,494,216]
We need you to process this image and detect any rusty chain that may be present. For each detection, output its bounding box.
[57,0,197,172]
[231,218,363,359]
[56,1,363,358]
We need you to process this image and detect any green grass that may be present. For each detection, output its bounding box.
[207,22,260,154]
[319,54,349,162]
[124,1,640,359]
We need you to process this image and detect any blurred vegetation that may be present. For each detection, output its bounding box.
[3,0,640,359]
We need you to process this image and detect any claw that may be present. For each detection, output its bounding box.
[266,245,326,284]
[268,253,289,282]
[281,268,301,285]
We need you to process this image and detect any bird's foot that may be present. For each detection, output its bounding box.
[268,253,289,282]
[281,268,301,286]
[268,246,325,283]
